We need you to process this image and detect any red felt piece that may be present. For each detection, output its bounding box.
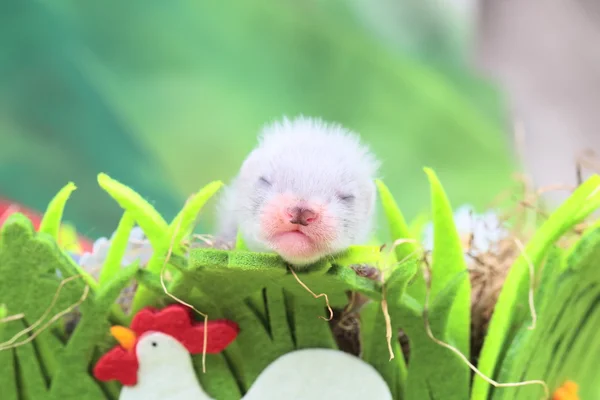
[93,347,139,386]
[130,304,240,354]
[92,304,240,386]
[0,197,93,252]
[181,319,240,354]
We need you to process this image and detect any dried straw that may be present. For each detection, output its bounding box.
[379,238,422,361]
[421,256,550,399]
[0,275,89,351]
[0,313,25,324]
[159,194,209,373]
[513,238,538,330]
[289,267,334,321]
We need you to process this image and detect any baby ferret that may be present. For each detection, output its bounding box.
[215,116,380,266]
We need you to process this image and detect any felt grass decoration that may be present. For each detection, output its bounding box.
[0,171,599,400]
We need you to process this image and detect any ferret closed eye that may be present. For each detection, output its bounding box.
[215,116,381,266]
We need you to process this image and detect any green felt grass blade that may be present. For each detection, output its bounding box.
[489,227,600,400]
[401,270,470,400]
[49,264,140,400]
[408,211,431,241]
[424,167,471,358]
[38,182,77,240]
[134,268,169,298]
[132,180,225,314]
[222,302,281,387]
[32,329,64,381]
[377,178,426,304]
[195,352,243,400]
[59,223,82,253]
[98,212,135,285]
[12,319,51,399]
[473,175,600,399]
[130,254,178,314]
[292,299,337,350]
[167,180,223,245]
[0,214,94,400]
[235,230,248,250]
[376,179,417,261]
[264,287,295,352]
[97,173,168,248]
[97,172,176,314]
[0,304,18,400]
[573,181,600,223]
[360,301,406,399]
[360,260,416,399]
[334,245,383,266]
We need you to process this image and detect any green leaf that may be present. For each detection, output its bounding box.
[58,223,82,253]
[98,212,136,285]
[400,270,470,400]
[38,182,77,239]
[167,180,223,245]
[360,301,406,398]
[376,179,417,262]
[235,230,248,250]
[424,167,470,358]
[408,211,431,241]
[131,181,224,314]
[333,245,383,267]
[97,173,168,248]
[361,261,416,398]
[473,174,600,399]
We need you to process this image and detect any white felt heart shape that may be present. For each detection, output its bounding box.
[244,348,393,400]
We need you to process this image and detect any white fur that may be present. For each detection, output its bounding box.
[216,116,380,263]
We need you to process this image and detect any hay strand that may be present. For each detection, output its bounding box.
[0,313,25,324]
[159,194,209,373]
[379,238,421,361]
[289,267,334,321]
[513,238,538,330]
[421,259,550,399]
[0,275,83,348]
[380,283,394,361]
[0,276,89,351]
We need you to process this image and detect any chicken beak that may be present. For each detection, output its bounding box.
[110,326,137,351]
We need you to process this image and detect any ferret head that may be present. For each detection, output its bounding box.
[231,116,380,265]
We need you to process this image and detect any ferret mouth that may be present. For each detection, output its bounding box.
[271,230,313,243]
[268,230,325,264]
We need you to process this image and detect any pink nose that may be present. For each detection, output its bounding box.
[286,207,318,226]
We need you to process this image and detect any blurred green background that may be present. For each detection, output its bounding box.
[0,0,516,239]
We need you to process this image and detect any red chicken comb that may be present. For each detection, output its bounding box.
[130,304,240,354]
[93,304,239,386]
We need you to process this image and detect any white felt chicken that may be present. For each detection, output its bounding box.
[93,304,239,400]
[94,304,392,400]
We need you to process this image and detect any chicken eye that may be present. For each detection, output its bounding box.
[151,341,158,347]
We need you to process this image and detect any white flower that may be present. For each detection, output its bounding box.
[78,226,154,275]
[421,204,508,256]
